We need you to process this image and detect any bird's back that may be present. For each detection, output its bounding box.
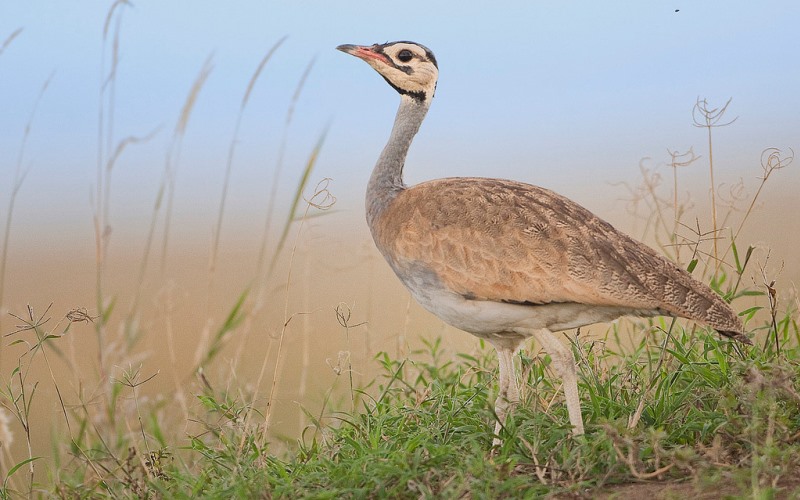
[369,176,745,339]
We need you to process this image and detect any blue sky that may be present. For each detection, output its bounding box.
[1,1,798,247]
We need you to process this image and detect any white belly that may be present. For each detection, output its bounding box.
[394,264,659,339]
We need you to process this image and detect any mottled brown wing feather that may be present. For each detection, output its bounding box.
[373,177,745,339]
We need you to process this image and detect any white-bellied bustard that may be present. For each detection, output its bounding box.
[337,41,749,444]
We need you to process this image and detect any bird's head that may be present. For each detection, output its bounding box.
[337,41,438,103]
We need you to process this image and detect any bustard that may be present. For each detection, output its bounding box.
[337,41,749,443]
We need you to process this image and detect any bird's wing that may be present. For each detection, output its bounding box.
[374,177,743,335]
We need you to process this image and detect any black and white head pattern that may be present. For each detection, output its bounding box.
[337,41,438,102]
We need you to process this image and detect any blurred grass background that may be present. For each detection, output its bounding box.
[0,1,798,493]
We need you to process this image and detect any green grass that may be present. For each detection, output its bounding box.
[27,313,797,498]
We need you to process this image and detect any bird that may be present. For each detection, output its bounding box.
[336,41,749,444]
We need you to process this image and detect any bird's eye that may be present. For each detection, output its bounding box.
[397,49,413,63]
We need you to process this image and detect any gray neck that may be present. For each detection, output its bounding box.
[366,95,430,228]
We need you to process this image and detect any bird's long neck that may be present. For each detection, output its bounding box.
[366,95,430,227]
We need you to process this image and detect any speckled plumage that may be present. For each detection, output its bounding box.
[338,40,748,444]
[372,176,745,340]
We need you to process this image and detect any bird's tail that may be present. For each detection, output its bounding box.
[718,329,752,345]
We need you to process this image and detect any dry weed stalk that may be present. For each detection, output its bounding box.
[757,257,784,355]
[115,364,160,478]
[228,52,318,401]
[0,72,52,359]
[296,245,313,430]
[622,107,790,297]
[719,147,793,268]
[2,305,89,493]
[0,24,48,369]
[604,425,675,480]
[692,97,737,265]
[117,57,215,424]
[191,38,285,372]
[93,0,161,372]
[256,55,317,281]
[245,178,335,450]
[156,56,214,276]
[666,147,700,262]
[615,158,686,261]
[209,36,287,284]
[0,28,23,59]
[334,302,366,413]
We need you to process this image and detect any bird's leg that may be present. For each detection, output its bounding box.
[490,339,522,447]
[531,330,585,436]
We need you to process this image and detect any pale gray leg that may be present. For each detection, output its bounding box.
[531,329,585,436]
[490,338,522,447]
